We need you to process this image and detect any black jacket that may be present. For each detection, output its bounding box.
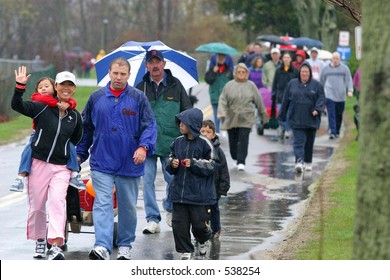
[212,135,230,197]
[279,62,325,129]
[272,63,299,104]
[12,87,83,165]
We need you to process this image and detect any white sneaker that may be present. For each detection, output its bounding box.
[47,244,65,260]
[237,163,245,171]
[295,162,304,173]
[117,246,131,260]
[199,243,207,255]
[166,212,172,227]
[33,238,46,259]
[89,245,110,260]
[143,221,160,234]
[180,252,192,260]
[304,163,312,171]
[9,177,25,192]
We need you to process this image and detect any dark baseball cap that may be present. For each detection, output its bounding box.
[145,50,164,62]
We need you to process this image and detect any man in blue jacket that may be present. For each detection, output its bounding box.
[77,57,157,260]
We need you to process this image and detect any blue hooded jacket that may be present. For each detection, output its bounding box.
[279,62,325,129]
[76,84,157,177]
[166,108,216,205]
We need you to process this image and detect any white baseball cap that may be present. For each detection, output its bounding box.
[271,47,280,54]
[55,71,76,85]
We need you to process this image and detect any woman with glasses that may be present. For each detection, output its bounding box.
[217,63,269,171]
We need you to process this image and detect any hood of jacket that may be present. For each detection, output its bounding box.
[298,61,313,83]
[175,108,203,138]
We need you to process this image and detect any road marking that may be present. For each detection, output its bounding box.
[0,193,26,208]
[0,192,23,201]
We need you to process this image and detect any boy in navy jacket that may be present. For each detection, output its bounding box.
[166,108,216,260]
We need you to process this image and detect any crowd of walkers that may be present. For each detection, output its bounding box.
[9,41,356,260]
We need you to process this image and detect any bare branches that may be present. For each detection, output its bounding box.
[323,0,361,23]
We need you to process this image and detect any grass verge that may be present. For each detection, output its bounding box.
[295,98,359,259]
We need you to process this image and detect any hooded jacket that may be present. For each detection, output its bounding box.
[166,108,216,205]
[279,62,325,129]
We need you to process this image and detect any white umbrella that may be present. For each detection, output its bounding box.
[95,41,199,89]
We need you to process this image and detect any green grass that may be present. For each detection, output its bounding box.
[0,86,98,144]
[296,98,358,259]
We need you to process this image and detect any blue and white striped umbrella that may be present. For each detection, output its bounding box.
[95,40,199,89]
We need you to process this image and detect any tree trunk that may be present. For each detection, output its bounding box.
[291,0,321,39]
[353,0,390,259]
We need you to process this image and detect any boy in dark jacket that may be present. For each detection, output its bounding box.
[166,108,216,260]
[200,120,230,238]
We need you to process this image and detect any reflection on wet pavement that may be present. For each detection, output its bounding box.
[63,147,334,260]
[213,147,333,259]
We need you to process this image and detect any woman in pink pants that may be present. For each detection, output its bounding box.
[11,66,83,260]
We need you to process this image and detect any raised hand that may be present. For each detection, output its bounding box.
[14,66,31,85]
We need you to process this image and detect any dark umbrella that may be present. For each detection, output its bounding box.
[288,37,324,48]
[256,35,290,45]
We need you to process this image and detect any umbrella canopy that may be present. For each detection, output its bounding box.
[257,35,290,46]
[95,40,198,89]
[278,36,297,51]
[289,37,324,48]
[316,49,332,60]
[195,42,238,55]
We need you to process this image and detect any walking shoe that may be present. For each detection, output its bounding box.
[9,177,25,192]
[329,134,336,139]
[180,252,192,260]
[166,212,172,227]
[237,164,245,171]
[304,163,312,171]
[47,244,65,260]
[69,174,86,190]
[199,243,207,256]
[89,246,110,260]
[295,162,304,173]
[117,246,131,260]
[33,238,46,259]
[143,221,160,234]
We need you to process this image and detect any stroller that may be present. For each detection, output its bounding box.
[256,87,279,135]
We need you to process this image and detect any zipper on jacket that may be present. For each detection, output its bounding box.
[180,141,190,202]
[47,110,63,162]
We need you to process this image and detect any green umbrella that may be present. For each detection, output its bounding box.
[195,42,239,55]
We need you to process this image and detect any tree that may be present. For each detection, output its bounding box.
[217,0,300,43]
[352,0,390,259]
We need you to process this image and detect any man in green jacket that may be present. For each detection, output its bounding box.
[136,50,192,234]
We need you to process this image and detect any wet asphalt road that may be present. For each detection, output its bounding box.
[0,82,338,260]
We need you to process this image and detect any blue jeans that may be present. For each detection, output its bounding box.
[91,170,139,253]
[143,155,173,223]
[326,98,345,135]
[277,103,291,132]
[19,133,79,174]
[212,103,220,134]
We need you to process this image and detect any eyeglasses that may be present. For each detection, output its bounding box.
[236,70,246,74]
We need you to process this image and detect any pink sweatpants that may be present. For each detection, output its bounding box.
[27,158,71,246]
